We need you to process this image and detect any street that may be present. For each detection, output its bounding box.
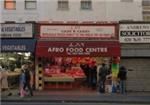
[1,102,149,105]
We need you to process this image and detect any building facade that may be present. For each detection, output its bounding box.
[1,0,150,92]
[1,0,142,23]
[119,21,150,91]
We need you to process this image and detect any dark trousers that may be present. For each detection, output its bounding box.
[99,79,106,93]
[23,82,33,96]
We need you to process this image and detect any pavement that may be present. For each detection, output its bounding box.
[1,89,150,104]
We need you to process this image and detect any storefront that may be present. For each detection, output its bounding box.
[35,23,121,91]
[36,41,120,90]
[0,39,36,89]
[0,23,36,90]
[119,21,150,91]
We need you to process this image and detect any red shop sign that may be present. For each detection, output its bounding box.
[36,41,120,57]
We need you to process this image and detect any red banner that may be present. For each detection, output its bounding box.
[36,41,120,57]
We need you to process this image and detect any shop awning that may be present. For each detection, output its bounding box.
[0,39,36,52]
[36,41,120,57]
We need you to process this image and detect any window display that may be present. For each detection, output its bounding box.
[0,52,34,90]
[39,56,111,90]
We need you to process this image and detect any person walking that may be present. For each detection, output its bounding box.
[118,66,127,94]
[0,66,12,96]
[23,63,33,96]
[19,68,26,97]
[98,63,108,93]
[90,63,97,90]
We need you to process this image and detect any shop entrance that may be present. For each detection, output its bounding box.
[0,52,34,90]
[36,41,120,92]
[39,56,111,91]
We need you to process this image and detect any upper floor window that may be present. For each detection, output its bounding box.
[4,0,16,10]
[25,0,37,10]
[120,0,133,2]
[57,0,69,10]
[81,0,92,10]
[142,0,150,6]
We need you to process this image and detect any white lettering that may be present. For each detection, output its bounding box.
[86,48,107,53]
[2,45,26,51]
[48,47,64,53]
[66,48,83,53]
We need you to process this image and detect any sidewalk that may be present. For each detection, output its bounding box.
[1,89,150,104]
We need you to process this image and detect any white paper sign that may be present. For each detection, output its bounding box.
[119,24,150,43]
[40,25,115,38]
[0,24,33,38]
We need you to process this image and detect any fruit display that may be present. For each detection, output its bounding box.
[44,66,85,79]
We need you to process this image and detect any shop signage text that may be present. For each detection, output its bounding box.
[119,24,150,43]
[36,42,120,57]
[48,47,107,56]
[40,25,116,38]
[0,45,26,51]
[0,24,33,38]
[1,39,36,52]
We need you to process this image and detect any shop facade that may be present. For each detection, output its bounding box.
[119,21,150,91]
[35,23,121,91]
[0,23,36,90]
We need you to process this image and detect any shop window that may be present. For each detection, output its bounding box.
[81,0,92,10]
[25,0,36,10]
[57,0,69,10]
[4,0,16,10]
[142,0,150,6]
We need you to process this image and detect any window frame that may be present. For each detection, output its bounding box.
[25,0,37,10]
[4,0,16,10]
[80,0,92,10]
[120,0,134,2]
[142,0,150,6]
[57,0,69,11]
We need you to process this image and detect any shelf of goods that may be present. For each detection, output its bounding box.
[43,66,86,89]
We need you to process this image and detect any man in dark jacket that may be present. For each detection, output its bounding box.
[118,66,127,94]
[23,63,33,96]
[99,63,108,93]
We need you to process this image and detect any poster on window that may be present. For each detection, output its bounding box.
[119,23,150,43]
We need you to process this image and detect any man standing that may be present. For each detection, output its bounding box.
[23,62,33,96]
[118,66,127,94]
[98,63,108,93]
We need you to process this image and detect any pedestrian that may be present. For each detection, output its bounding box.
[118,66,127,94]
[0,66,12,96]
[19,67,26,97]
[98,63,108,93]
[90,62,97,90]
[23,63,33,96]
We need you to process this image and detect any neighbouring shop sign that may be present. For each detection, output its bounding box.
[0,39,36,52]
[40,24,116,39]
[0,23,33,38]
[36,41,120,57]
[119,23,150,43]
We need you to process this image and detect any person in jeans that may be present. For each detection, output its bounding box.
[118,66,127,94]
[23,63,33,96]
[19,69,26,97]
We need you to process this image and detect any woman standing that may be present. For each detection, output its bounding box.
[19,66,26,97]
